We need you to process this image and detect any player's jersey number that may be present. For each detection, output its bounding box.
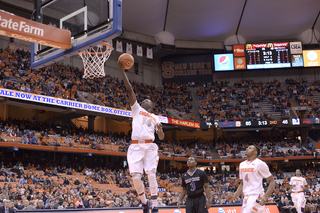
[245,174,249,182]
[190,182,196,191]
[142,117,152,127]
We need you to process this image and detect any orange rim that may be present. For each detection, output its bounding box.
[80,42,113,55]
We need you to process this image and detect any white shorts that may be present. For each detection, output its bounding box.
[291,192,306,208]
[242,194,265,213]
[127,143,159,174]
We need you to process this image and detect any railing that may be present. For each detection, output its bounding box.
[291,107,299,118]
[166,108,191,121]
[308,137,317,152]
[76,91,91,104]
[77,91,105,106]
[39,111,56,122]
[71,118,86,129]
[307,106,315,118]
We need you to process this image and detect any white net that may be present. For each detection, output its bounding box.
[78,42,113,79]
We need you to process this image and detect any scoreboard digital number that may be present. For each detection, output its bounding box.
[246,42,291,69]
[281,119,290,125]
[258,120,268,126]
[241,120,269,127]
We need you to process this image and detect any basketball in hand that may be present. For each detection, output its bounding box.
[118,53,134,69]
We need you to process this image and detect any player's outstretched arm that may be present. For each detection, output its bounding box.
[177,187,186,208]
[258,175,275,206]
[228,180,243,201]
[118,62,136,106]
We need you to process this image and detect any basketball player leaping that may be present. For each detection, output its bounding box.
[289,169,308,213]
[228,145,275,213]
[118,62,164,213]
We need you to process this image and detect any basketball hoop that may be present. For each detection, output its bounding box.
[78,42,113,79]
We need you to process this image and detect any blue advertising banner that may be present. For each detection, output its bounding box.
[161,54,213,83]
[0,89,202,128]
[0,89,131,117]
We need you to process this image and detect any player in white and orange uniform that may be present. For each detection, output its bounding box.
[118,62,164,213]
[228,145,275,213]
[289,169,308,213]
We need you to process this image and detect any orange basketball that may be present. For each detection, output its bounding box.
[118,53,134,69]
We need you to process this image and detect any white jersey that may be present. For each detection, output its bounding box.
[131,101,159,141]
[290,176,307,192]
[239,158,272,196]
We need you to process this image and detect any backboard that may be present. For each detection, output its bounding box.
[31,0,122,69]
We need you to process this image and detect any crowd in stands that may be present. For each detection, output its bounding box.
[162,82,194,120]
[4,46,320,124]
[197,81,255,122]
[286,78,320,119]
[0,47,194,121]
[1,117,316,160]
[2,45,320,211]
[0,117,131,153]
[0,117,215,159]
[286,78,314,107]
[0,162,179,210]
[215,136,314,159]
[197,79,293,122]
[2,46,315,125]
[158,138,213,159]
[0,160,319,212]
[309,80,320,119]
[215,164,320,213]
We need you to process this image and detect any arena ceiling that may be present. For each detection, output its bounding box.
[123,0,320,43]
[0,0,320,44]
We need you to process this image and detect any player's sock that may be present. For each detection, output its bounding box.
[151,199,157,209]
[139,192,147,204]
[151,206,158,213]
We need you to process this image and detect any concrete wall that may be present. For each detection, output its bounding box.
[0,103,8,120]
[104,118,131,134]
[7,105,34,120]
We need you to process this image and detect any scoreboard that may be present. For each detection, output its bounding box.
[218,119,291,128]
[213,41,320,72]
[245,42,291,69]
[240,119,290,127]
[215,118,320,129]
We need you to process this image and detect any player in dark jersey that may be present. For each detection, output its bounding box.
[177,157,211,213]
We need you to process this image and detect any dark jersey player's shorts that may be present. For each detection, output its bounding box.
[186,194,208,213]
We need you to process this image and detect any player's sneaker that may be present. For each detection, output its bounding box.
[151,207,158,213]
[142,200,150,213]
